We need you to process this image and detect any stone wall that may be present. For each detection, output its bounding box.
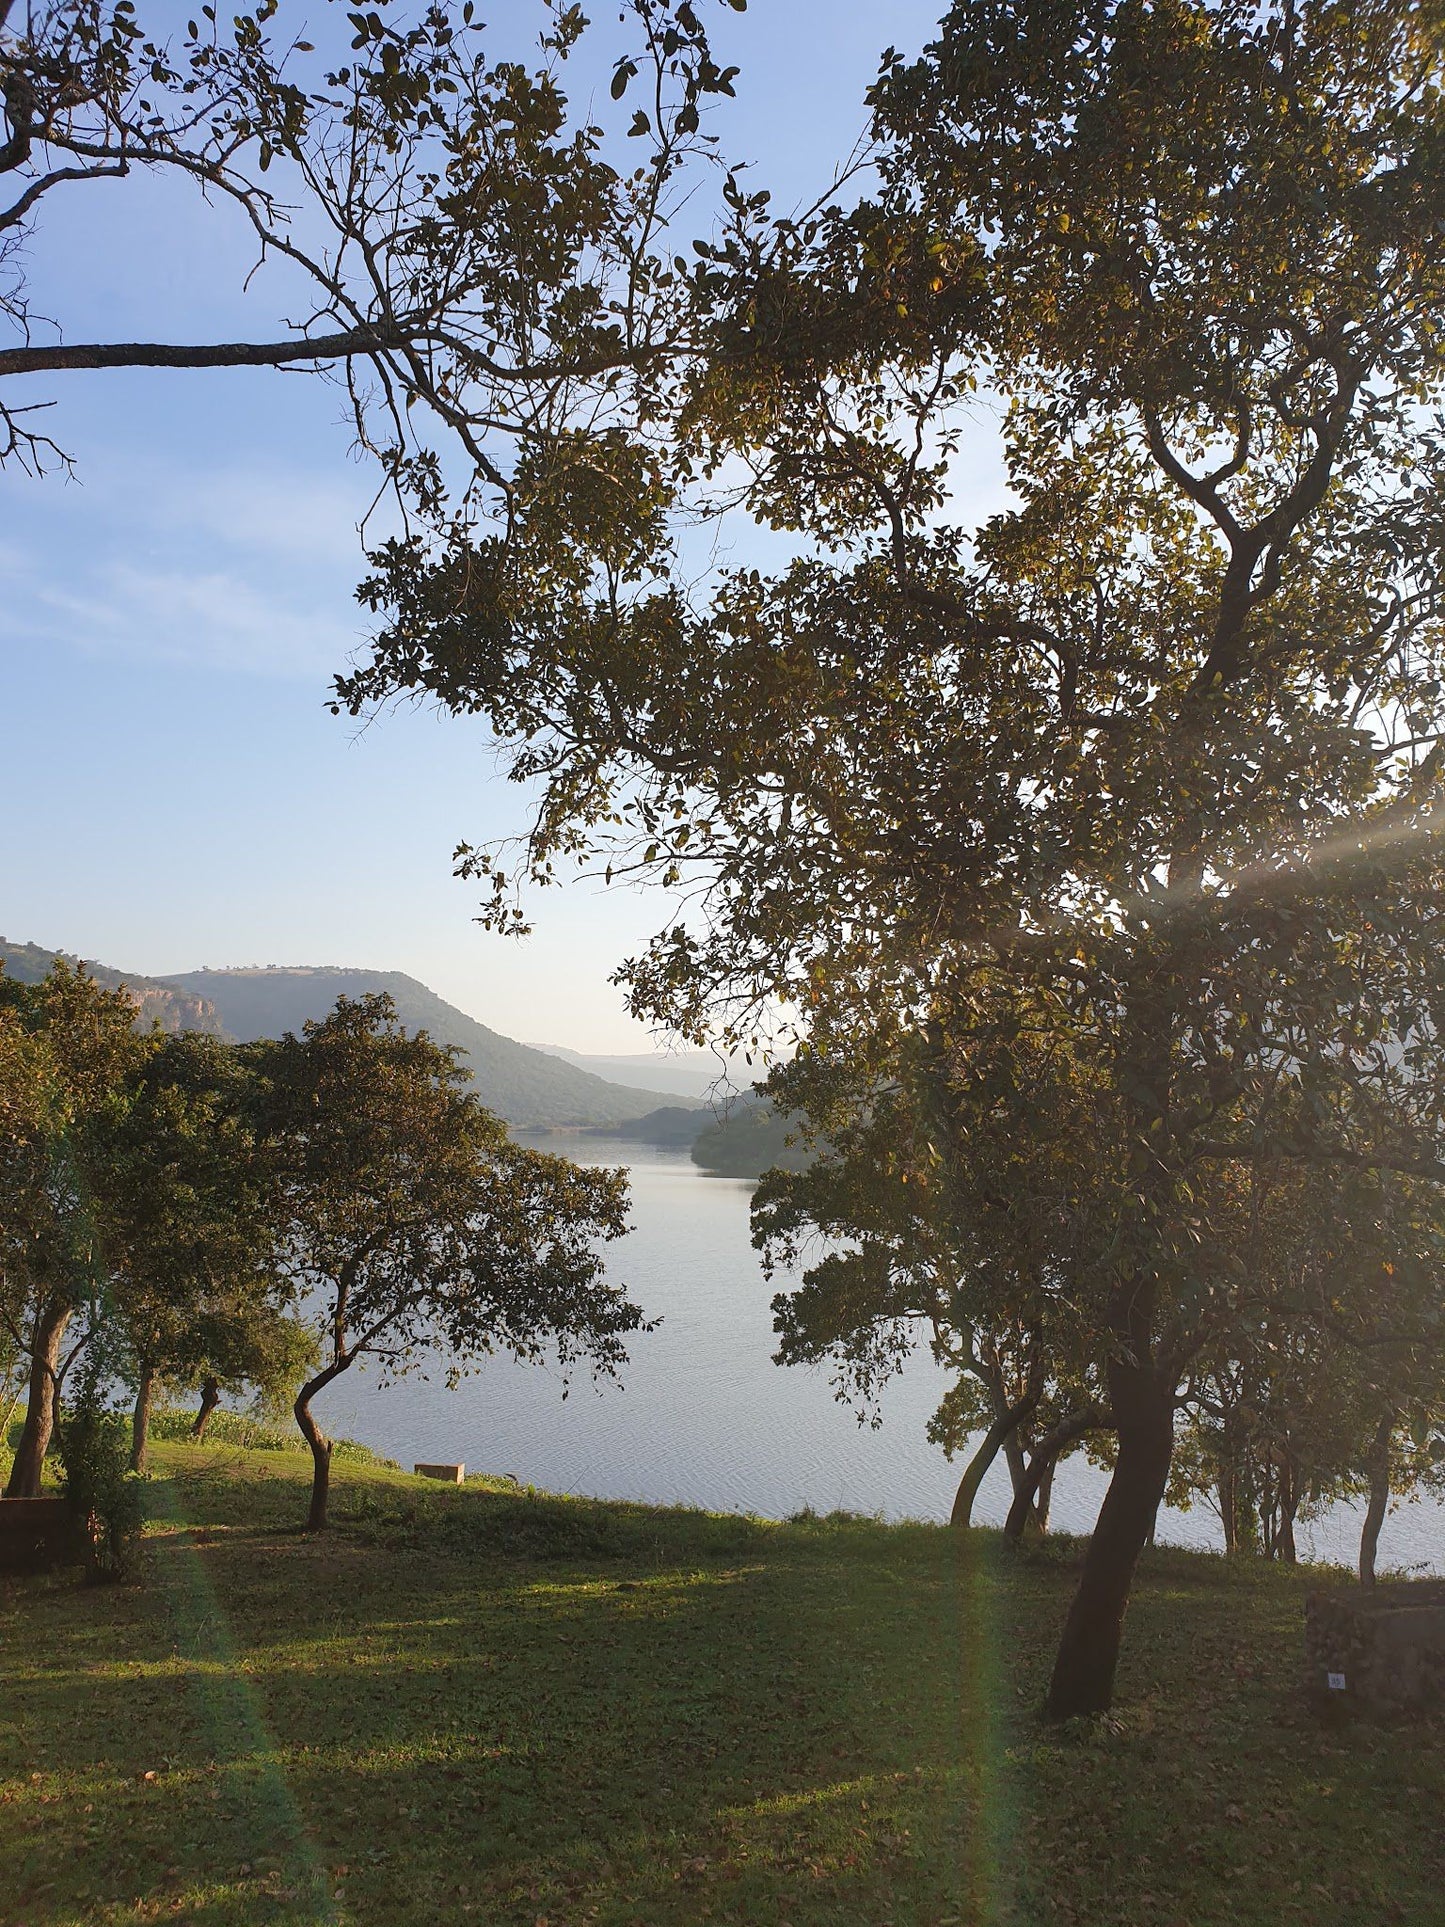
[0,1496,82,1574]
[1306,1581,1445,1718]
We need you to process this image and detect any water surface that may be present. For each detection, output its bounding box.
[319,1137,1444,1574]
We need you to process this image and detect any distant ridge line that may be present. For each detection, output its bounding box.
[0,938,694,1131]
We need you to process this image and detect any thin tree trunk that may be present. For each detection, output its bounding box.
[293,1353,356,1532]
[1219,1460,1239,1555]
[950,1384,1042,1528]
[1034,1457,1055,1534]
[191,1375,222,1439]
[1359,1412,1394,1587]
[1277,1461,1298,1566]
[130,1367,155,1474]
[1004,1408,1097,1542]
[1264,1461,1283,1561]
[294,1387,334,1531]
[1044,1366,1175,1721]
[4,1302,70,1498]
[0,1369,24,1448]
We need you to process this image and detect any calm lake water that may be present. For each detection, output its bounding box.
[319,1136,1444,1575]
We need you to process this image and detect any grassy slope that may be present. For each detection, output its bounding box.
[3,1445,1441,1927]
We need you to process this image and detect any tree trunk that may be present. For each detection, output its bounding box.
[293,1292,360,1531]
[1044,1366,1175,1721]
[294,1377,343,1531]
[1002,1428,1029,1506]
[1004,1407,1096,1542]
[4,1302,70,1498]
[0,1369,24,1448]
[1219,1459,1239,1555]
[191,1375,222,1439]
[1034,1457,1055,1534]
[1277,1462,1298,1565]
[130,1368,155,1474]
[950,1384,1042,1528]
[1359,1412,1394,1587]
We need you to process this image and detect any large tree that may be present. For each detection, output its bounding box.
[341,0,1445,1716]
[753,1037,1101,1533]
[1168,1155,1445,1577]
[0,960,145,1495]
[251,994,638,1529]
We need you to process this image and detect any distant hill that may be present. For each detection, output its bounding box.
[690,1103,816,1179]
[531,1044,742,1102]
[0,937,230,1038]
[2,940,685,1129]
[161,966,683,1129]
[586,1104,712,1148]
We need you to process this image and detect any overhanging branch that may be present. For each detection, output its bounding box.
[0,326,426,378]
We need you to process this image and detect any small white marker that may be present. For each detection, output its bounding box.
[1327,1672,1347,1692]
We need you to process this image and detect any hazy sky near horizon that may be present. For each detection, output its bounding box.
[1,0,1004,1053]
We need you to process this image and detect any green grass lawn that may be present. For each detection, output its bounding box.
[3,1441,1441,1927]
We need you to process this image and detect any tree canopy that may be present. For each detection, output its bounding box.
[339,0,1445,1714]
[251,993,639,1528]
[0,0,743,495]
[0,960,145,1495]
[98,1028,306,1472]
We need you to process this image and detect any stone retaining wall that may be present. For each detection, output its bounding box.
[1306,1581,1445,1718]
[0,1496,82,1574]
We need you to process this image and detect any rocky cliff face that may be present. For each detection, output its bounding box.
[0,938,233,1038]
[120,979,230,1036]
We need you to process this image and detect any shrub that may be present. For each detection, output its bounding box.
[57,1408,146,1582]
[149,1404,392,1464]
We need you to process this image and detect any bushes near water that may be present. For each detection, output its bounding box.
[147,1404,393,1464]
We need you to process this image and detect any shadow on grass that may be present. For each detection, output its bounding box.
[5,1452,1445,1927]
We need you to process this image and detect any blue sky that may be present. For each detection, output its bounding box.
[1,0,995,1052]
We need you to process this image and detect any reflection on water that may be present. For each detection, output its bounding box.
[319,1136,1443,1574]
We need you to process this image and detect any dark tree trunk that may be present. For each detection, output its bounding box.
[1219,1460,1239,1555]
[1044,1366,1175,1721]
[5,1302,70,1498]
[950,1383,1042,1528]
[130,1368,155,1474]
[1004,1408,1096,1542]
[294,1353,356,1532]
[1034,1457,1055,1534]
[292,1274,363,1531]
[191,1375,222,1439]
[951,1430,1005,1529]
[294,1387,334,1531]
[1002,1428,1029,1505]
[1277,1462,1298,1565]
[49,1360,66,1456]
[1359,1412,1394,1587]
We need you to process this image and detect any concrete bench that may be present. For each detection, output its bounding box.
[414,1462,465,1484]
[0,1496,82,1574]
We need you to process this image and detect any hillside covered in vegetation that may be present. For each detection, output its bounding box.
[162,966,684,1128]
[0,942,683,1128]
